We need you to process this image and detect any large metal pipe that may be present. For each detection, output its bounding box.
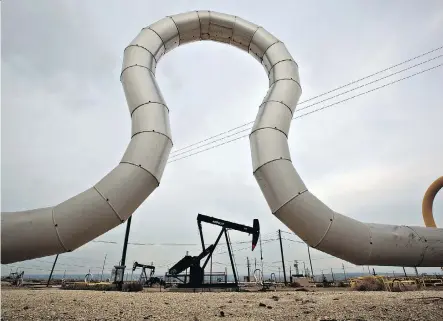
[422,176,443,228]
[1,11,442,266]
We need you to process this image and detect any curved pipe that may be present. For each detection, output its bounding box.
[422,176,443,228]
[1,11,442,267]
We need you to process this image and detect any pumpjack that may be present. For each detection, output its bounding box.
[2,271,24,287]
[166,213,260,289]
[132,261,163,287]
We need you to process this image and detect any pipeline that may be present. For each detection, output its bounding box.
[1,11,442,266]
[422,176,443,228]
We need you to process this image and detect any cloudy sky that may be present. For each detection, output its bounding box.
[2,0,442,279]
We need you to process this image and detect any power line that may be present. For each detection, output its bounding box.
[167,62,442,164]
[91,231,278,247]
[280,230,297,235]
[92,240,118,244]
[296,54,441,114]
[168,54,442,160]
[168,45,443,157]
[128,242,199,246]
[281,237,305,244]
[215,238,278,255]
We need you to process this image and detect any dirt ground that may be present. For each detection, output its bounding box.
[1,288,442,321]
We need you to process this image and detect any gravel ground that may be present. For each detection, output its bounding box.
[1,288,442,321]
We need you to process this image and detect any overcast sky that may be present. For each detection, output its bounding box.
[2,0,443,279]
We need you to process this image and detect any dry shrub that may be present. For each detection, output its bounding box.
[391,283,403,292]
[391,282,417,292]
[62,283,119,291]
[337,281,347,288]
[290,281,301,288]
[122,282,143,292]
[62,282,143,292]
[351,277,384,291]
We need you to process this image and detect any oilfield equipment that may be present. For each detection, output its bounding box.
[165,214,260,289]
[132,261,155,283]
[111,265,126,286]
[422,176,442,229]
[422,176,442,271]
[1,11,442,271]
[349,274,443,291]
[253,268,277,291]
[2,271,24,287]
[132,261,164,287]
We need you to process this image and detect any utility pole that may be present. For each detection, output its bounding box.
[402,267,407,277]
[185,250,189,284]
[342,264,347,281]
[119,216,132,289]
[210,253,213,284]
[367,266,371,274]
[278,267,281,282]
[254,258,257,270]
[47,254,59,287]
[330,268,335,282]
[259,235,264,282]
[225,267,228,283]
[100,253,107,282]
[278,230,287,285]
[289,264,292,283]
[307,245,314,278]
[131,262,134,281]
[302,261,306,277]
[247,257,251,282]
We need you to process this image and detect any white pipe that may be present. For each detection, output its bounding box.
[1,11,442,266]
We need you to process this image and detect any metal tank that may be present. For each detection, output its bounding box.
[2,11,442,266]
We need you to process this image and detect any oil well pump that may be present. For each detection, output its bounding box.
[132,261,164,287]
[166,213,260,289]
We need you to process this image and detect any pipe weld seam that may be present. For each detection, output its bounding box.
[249,126,288,139]
[227,16,237,46]
[366,223,375,263]
[199,10,211,39]
[51,207,69,252]
[93,186,124,223]
[416,246,428,267]
[269,78,302,90]
[261,41,282,63]
[267,59,299,76]
[168,16,181,46]
[131,102,169,117]
[247,26,262,56]
[196,11,203,40]
[147,27,167,53]
[131,130,173,146]
[260,100,293,116]
[120,64,155,80]
[312,210,336,249]
[405,225,428,242]
[272,188,308,215]
[119,161,160,186]
[253,157,292,175]
[405,225,428,267]
[124,44,157,63]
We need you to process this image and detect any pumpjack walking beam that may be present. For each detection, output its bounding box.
[197,214,260,248]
